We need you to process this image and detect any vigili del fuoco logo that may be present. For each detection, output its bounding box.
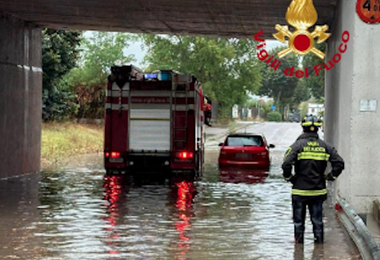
[254,0,350,78]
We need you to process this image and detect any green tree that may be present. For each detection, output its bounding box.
[302,43,326,101]
[42,29,82,121]
[254,99,274,120]
[65,32,137,118]
[258,46,300,116]
[299,101,309,118]
[142,35,263,120]
[293,78,311,109]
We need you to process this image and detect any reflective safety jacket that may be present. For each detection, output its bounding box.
[282,132,345,201]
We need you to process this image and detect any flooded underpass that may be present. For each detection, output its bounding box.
[0,123,363,259]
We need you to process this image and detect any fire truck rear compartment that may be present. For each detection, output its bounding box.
[129,109,170,152]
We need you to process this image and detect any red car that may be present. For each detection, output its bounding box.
[218,133,275,170]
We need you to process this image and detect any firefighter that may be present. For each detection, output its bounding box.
[204,96,212,126]
[282,115,344,244]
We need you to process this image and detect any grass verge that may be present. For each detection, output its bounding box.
[41,122,104,168]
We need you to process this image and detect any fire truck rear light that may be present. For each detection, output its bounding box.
[177,152,194,159]
[111,152,120,158]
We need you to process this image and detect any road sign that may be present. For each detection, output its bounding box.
[272,105,276,111]
[356,0,380,24]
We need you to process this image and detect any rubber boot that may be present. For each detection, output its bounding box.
[295,232,304,244]
[314,231,324,244]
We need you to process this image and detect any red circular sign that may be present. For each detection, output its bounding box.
[357,0,380,24]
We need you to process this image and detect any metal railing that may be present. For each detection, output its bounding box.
[336,198,380,260]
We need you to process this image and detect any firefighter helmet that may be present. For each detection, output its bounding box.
[301,115,323,132]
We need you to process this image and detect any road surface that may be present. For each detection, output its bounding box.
[0,122,361,260]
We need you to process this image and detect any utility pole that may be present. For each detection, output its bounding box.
[258,100,261,118]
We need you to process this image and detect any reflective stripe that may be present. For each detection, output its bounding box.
[131,118,170,121]
[106,90,129,97]
[302,121,322,127]
[298,152,330,161]
[131,104,171,109]
[105,103,128,110]
[292,189,327,196]
[105,103,195,110]
[172,104,195,110]
[284,147,292,160]
[130,91,172,97]
[173,91,195,97]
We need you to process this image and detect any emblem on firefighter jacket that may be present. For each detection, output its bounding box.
[272,0,331,59]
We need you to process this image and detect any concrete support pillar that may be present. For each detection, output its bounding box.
[326,0,380,213]
[0,13,42,178]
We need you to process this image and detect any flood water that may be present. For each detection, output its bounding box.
[0,123,362,260]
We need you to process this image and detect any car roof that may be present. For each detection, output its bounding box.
[226,133,265,137]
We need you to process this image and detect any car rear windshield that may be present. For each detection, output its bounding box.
[225,136,263,147]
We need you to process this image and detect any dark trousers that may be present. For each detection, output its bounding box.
[292,199,324,243]
[204,111,212,126]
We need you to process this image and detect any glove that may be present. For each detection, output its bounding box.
[325,172,337,181]
[286,175,296,184]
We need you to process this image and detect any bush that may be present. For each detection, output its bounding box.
[268,111,282,122]
[41,122,104,167]
[42,82,79,121]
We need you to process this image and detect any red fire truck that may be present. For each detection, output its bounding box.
[104,65,205,178]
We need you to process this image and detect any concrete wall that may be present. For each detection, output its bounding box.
[326,0,380,213]
[0,13,42,178]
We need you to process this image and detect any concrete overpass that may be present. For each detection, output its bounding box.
[0,0,337,38]
[1,0,379,215]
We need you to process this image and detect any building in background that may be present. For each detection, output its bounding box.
[308,103,324,117]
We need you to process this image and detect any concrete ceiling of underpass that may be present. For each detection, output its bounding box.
[0,0,338,38]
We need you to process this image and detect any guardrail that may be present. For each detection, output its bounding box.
[374,200,380,225]
[336,198,380,260]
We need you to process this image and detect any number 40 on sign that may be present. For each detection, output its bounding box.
[357,0,380,23]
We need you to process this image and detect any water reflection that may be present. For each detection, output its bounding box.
[0,174,42,260]
[172,180,195,260]
[293,244,325,260]
[219,168,269,184]
[101,174,197,259]
[103,175,129,257]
